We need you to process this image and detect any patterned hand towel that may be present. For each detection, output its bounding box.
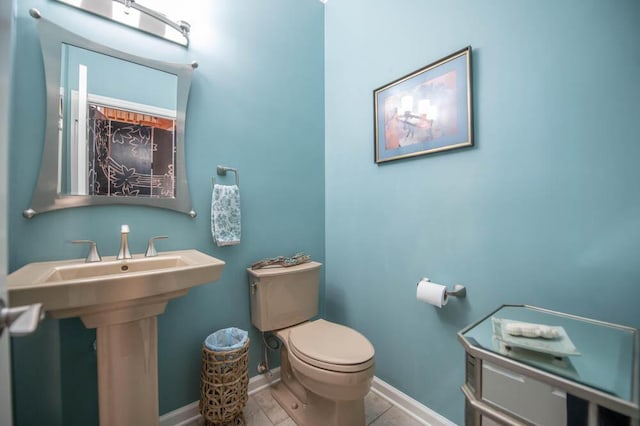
[211,184,241,246]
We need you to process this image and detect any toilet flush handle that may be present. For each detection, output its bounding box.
[250,280,258,295]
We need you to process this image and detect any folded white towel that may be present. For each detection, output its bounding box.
[211,184,241,246]
[504,321,561,339]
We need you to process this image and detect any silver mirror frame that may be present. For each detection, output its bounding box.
[24,10,198,219]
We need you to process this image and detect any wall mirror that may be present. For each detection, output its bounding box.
[24,10,197,218]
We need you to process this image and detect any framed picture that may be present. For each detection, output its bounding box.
[373,46,473,163]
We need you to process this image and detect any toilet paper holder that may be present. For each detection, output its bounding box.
[418,278,467,298]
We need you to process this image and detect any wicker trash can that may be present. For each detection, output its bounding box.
[199,328,250,426]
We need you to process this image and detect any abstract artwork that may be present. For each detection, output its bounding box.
[374,46,473,163]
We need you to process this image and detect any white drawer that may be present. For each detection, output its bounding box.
[482,362,566,426]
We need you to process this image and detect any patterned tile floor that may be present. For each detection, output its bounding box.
[192,388,423,426]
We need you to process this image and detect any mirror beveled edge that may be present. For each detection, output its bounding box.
[24,10,198,219]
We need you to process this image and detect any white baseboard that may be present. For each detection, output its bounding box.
[158,368,281,426]
[370,377,456,426]
[158,400,200,426]
[159,369,455,426]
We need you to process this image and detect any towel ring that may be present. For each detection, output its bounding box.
[212,165,239,187]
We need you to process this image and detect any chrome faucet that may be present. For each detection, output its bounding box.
[145,235,168,257]
[116,224,132,260]
[72,240,102,263]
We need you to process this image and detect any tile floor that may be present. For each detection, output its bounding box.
[192,388,423,426]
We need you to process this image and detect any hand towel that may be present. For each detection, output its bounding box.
[211,184,241,246]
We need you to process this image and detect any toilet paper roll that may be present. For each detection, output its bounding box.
[416,279,448,308]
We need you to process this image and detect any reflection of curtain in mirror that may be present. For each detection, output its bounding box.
[88,104,176,197]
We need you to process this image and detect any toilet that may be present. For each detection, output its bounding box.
[248,261,375,426]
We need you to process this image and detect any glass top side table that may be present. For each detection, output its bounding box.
[458,305,639,425]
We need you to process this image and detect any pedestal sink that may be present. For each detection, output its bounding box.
[8,249,225,426]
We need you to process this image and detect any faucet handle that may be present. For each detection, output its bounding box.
[145,236,168,257]
[72,240,102,263]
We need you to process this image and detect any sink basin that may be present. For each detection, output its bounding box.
[8,249,224,314]
[44,255,189,282]
[8,248,225,426]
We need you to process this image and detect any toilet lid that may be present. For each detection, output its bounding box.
[288,319,375,373]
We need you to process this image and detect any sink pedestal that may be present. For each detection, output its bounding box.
[51,289,189,426]
[97,316,158,425]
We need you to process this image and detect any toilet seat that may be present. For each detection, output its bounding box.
[288,319,375,373]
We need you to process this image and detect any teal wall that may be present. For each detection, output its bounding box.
[9,1,324,425]
[325,0,640,424]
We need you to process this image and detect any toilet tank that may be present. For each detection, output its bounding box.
[247,261,321,331]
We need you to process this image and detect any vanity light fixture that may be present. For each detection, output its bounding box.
[55,0,191,47]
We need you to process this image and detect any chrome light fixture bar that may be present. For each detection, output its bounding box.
[55,0,190,47]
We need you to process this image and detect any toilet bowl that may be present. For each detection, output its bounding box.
[247,262,375,426]
[272,320,375,426]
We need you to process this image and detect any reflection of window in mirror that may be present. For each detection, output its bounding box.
[60,44,177,198]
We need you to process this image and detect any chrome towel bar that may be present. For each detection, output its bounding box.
[212,165,239,187]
